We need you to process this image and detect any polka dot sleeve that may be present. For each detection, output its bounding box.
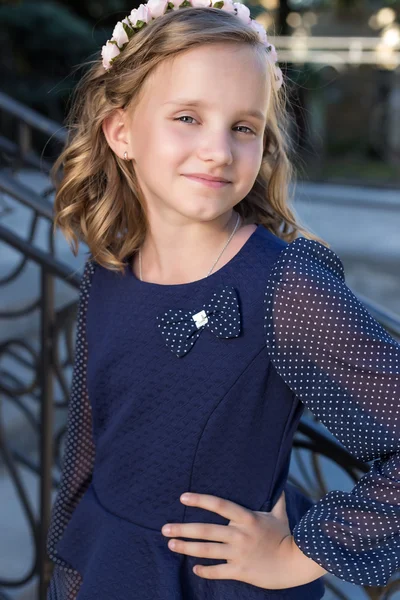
[264,237,400,587]
[46,258,97,599]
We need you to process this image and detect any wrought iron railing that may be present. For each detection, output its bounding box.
[0,91,399,600]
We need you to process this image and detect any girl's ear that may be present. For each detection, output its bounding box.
[102,107,131,160]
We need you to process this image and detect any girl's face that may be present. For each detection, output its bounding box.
[126,42,271,223]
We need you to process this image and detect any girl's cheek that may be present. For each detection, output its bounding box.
[241,142,262,164]
[163,123,194,146]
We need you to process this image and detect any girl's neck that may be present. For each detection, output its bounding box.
[131,214,257,286]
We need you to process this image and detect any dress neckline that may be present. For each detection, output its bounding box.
[125,223,262,290]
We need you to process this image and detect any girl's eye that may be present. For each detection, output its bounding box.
[235,125,256,135]
[173,116,255,135]
[175,116,196,125]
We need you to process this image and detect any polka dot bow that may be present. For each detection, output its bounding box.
[156,285,241,357]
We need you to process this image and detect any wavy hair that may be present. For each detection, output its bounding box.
[52,6,328,273]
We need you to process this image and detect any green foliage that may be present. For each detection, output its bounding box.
[0,1,113,119]
[0,1,100,71]
[54,0,135,24]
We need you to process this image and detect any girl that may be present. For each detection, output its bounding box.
[46,1,400,599]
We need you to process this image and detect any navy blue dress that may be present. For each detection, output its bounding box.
[46,224,400,599]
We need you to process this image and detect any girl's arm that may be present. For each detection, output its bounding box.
[264,237,400,587]
[46,259,97,599]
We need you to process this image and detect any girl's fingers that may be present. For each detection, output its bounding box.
[162,522,235,543]
[193,562,238,580]
[168,538,231,560]
[180,492,252,523]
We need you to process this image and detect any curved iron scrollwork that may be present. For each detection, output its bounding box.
[1,91,400,599]
[290,414,400,599]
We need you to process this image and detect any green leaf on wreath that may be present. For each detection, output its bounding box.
[122,22,134,38]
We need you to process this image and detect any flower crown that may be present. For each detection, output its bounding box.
[101,0,283,90]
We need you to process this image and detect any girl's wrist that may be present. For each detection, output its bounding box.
[280,535,329,587]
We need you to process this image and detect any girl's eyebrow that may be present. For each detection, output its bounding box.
[163,99,265,122]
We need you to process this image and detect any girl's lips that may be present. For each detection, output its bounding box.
[183,175,231,189]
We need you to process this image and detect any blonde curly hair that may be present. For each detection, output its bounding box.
[52,6,327,273]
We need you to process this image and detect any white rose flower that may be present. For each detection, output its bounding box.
[233,2,250,23]
[101,41,121,70]
[274,66,283,90]
[250,19,268,45]
[130,4,150,26]
[219,0,236,14]
[267,42,278,63]
[147,0,169,18]
[192,0,212,6]
[122,17,133,29]
[112,21,129,48]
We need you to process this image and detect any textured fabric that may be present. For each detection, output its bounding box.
[45,223,399,599]
[156,284,241,357]
[264,237,400,587]
[47,260,96,599]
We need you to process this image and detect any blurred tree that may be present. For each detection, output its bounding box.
[54,0,141,26]
[0,1,97,119]
[0,0,140,120]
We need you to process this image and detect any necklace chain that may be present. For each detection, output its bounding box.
[138,212,242,282]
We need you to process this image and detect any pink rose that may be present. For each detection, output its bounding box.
[219,0,236,14]
[129,8,138,23]
[101,41,121,70]
[267,43,278,63]
[250,19,268,45]
[274,66,283,90]
[122,17,133,29]
[147,0,169,19]
[233,2,251,23]
[169,0,183,9]
[112,21,129,48]
[130,4,150,26]
[191,0,212,6]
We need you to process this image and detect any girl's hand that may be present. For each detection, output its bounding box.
[160,490,297,590]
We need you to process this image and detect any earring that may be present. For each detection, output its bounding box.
[123,151,128,160]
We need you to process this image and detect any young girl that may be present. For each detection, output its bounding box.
[46,1,400,599]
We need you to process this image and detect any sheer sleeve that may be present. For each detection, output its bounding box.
[46,258,97,599]
[264,237,400,587]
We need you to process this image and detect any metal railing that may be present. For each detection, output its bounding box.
[1,91,399,599]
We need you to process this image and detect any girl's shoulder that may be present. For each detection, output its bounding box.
[78,255,97,296]
[257,227,345,285]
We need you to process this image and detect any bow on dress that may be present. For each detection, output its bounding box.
[156,285,241,358]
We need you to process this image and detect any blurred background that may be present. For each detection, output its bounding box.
[0,0,399,598]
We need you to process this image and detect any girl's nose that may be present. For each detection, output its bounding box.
[196,131,234,165]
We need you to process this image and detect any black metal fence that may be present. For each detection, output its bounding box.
[0,92,399,600]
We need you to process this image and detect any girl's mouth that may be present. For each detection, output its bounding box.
[183,175,231,189]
